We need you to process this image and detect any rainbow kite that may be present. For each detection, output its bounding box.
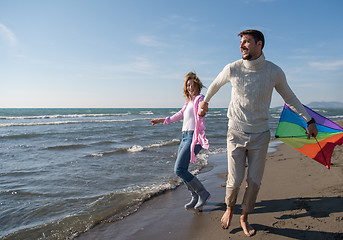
[275,104,343,169]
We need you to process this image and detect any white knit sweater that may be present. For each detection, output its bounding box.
[204,53,311,133]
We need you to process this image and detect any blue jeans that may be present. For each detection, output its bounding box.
[174,131,202,183]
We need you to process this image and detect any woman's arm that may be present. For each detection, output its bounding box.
[150,118,166,126]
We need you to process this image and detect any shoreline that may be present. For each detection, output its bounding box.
[77,134,343,240]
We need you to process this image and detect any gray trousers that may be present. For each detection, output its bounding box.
[225,128,270,213]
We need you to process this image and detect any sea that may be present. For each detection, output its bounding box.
[1,107,343,240]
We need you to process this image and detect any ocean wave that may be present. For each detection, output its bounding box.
[0,133,44,140]
[90,153,104,157]
[139,111,154,115]
[45,144,88,151]
[0,157,212,240]
[0,118,152,128]
[127,145,144,152]
[0,121,81,127]
[1,146,210,240]
[0,179,182,240]
[208,113,225,117]
[90,139,180,157]
[208,110,225,117]
[0,189,55,199]
[270,113,281,119]
[0,113,131,120]
[91,140,117,146]
[330,115,343,120]
[0,169,49,178]
[208,147,227,155]
[145,139,180,148]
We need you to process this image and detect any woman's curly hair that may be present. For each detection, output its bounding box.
[183,72,203,100]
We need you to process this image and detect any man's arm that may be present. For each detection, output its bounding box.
[274,68,318,139]
[200,64,231,113]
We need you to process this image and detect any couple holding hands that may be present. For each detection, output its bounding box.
[150,30,318,237]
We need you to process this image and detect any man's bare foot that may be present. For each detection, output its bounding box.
[240,214,255,237]
[221,206,234,229]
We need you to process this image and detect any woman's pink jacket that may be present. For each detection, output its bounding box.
[163,94,209,163]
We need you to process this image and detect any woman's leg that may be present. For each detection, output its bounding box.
[175,132,209,209]
[174,132,194,183]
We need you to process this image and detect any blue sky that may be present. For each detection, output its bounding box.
[1,0,342,108]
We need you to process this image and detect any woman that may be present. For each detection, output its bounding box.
[150,72,210,210]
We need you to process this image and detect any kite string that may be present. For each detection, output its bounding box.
[314,136,328,167]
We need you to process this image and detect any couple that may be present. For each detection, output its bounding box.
[150,30,318,237]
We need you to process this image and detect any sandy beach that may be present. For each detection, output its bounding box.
[78,124,343,240]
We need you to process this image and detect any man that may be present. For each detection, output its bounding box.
[200,30,318,237]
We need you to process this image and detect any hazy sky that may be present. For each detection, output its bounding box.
[1,0,342,108]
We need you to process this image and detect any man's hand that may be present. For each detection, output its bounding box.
[307,123,318,139]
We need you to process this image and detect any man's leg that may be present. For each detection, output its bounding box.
[221,129,248,228]
[240,210,256,237]
[240,130,270,236]
[221,206,234,229]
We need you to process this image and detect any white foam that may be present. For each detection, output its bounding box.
[127,145,144,152]
[0,113,131,120]
[0,118,152,128]
[91,153,104,157]
[139,111,154,115]
[146,139,179,148]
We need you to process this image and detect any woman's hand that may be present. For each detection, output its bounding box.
[198,109,206,117]
[199,101,209,117]
[150,118,165,126]
[200,101,209,113]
